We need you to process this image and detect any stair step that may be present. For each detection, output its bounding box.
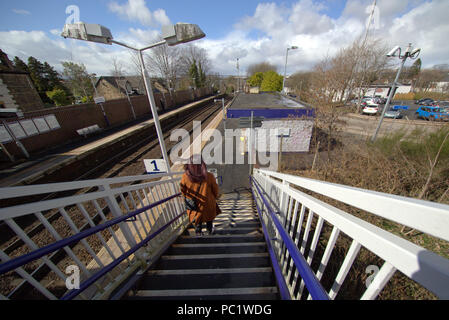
[185,228,262,236]
[155,253,271,269]
[147,267,273,276]
[177,234,265,244]
[138,270,276,290]
[132,287,279,299]
[213,222,261,229]
[161,253,269,260]
[167,242,266,255]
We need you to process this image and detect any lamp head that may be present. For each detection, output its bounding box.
[162,23,205,46]
[410,48,421,59]
[386,45,401,57]
[61,22,113,45]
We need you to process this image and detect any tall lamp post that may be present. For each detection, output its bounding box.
[89,73,110,127]
[282,46,298,94]
[61,22,206,173]
[371,43,420,142]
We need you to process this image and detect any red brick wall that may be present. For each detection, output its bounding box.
[1,87,212,159]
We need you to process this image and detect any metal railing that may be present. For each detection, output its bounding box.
[0,172,188,300]
[251,168,449,300]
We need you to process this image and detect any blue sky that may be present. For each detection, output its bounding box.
[1,0,448,76]
[0,0,347,38]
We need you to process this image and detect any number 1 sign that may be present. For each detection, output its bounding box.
[144,159,168,174]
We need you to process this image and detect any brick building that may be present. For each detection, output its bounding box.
[0,49,44,112]
[95,76,168,101]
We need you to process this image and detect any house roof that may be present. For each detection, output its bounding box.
[0,49,29,74]
[96,76,168,94]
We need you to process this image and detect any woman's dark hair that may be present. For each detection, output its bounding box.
[184,154,207,183]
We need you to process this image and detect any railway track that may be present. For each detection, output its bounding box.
[0,96,230,299]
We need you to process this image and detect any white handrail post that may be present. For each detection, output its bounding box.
[99,184,147,266]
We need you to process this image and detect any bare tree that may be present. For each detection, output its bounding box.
[128,49,145,78]
[110,56,126,78]
[145,39,181,90]
[178,44,211,79]
[246,62,277,76]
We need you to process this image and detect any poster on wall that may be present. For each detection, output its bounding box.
[33,117,50,133]
[0,125,13,143]
[8,122,27,139]
[19,119,39,136]
[45,114,60,130]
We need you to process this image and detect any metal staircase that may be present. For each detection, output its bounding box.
[1,170,448,300]
[125,191,279,300]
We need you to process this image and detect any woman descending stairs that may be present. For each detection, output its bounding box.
[125,191,280,300]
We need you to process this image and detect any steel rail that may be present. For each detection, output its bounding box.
[250,176,329,300]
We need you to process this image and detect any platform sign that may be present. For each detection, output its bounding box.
[94,96,105,104]
[144,159,167,174]
[0,125,12,143]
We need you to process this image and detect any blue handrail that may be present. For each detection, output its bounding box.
[62,209,186,300]
[250,180,291,300]
[0,193,181,276]
[250,176,329,300]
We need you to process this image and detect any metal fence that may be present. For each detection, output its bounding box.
[0,172,187,300]
[251,168,449,300]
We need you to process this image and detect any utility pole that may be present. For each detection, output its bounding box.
[355,0,377,112]
[372,43,420,142]
[236,58,240,93]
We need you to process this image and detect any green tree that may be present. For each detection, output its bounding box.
[198,61,206,87]
[13,56,29,73]
[61,61,93,101]
[260,71,283,92]
[25,57,68,105]
[28,56,51,103]
[247,72,264,87]
[189,59,200,89]
[46,88,71,106]
[247,62,277,76]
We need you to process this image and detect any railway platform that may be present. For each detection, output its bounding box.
[0,95,222,188]
[0,93,448,301]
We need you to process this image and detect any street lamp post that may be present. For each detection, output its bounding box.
[61,22,205,173]
[89,73,110,127]
[371,43,421,142]
[282,46,298,94]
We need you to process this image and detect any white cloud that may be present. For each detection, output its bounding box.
[50,29,61,36]
[203,0,449,75]
[2,1,448,78]
[108,0,171,27]
[12,9,31,15]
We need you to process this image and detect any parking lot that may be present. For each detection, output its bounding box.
[362,100,449,121]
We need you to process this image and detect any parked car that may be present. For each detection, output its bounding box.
[416,98,434,105]
[384,108,403,119]
[415,106,449,121]
[364,98,379,107]
[362,105,379,115]
[377,97,387,104]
